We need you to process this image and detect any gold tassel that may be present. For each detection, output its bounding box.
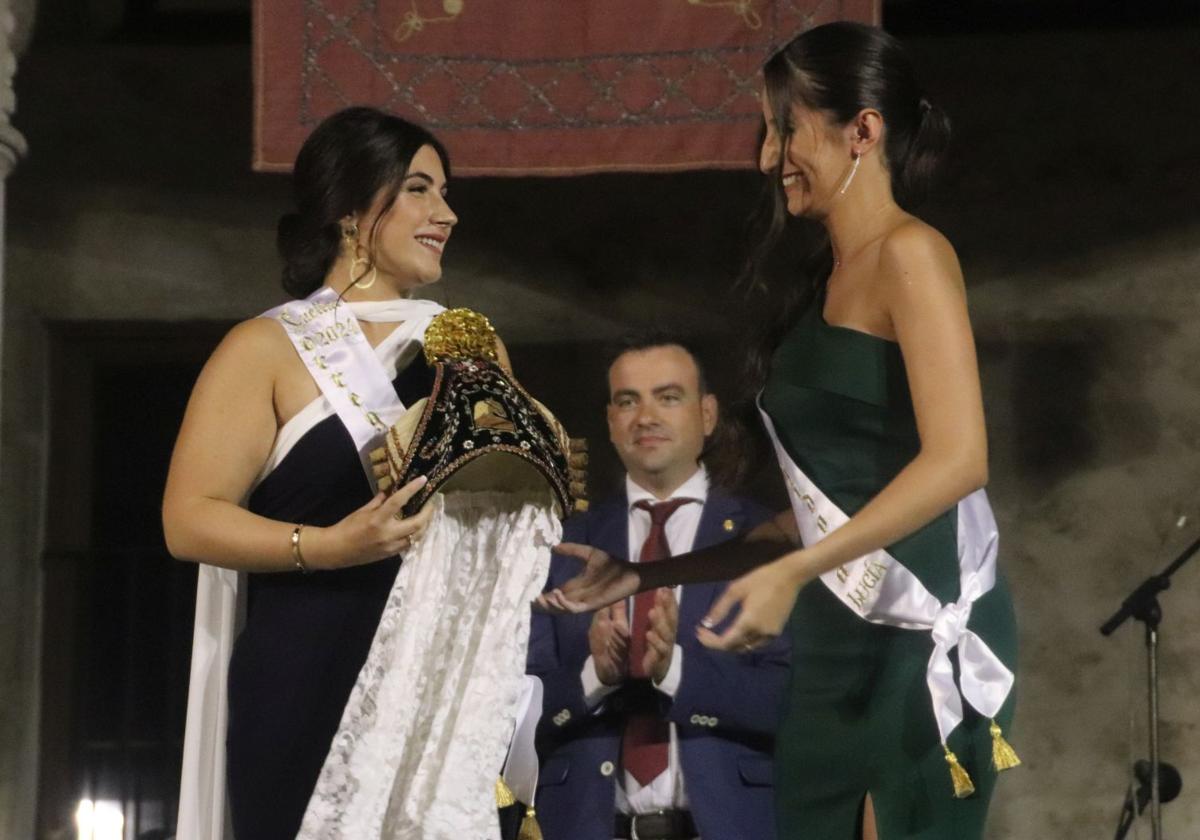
[517,806,543,840]
[989,720,1022,771]
[494,776,516,808]
[943,744,976,798]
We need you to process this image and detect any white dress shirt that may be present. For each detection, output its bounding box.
[579,466,710,816]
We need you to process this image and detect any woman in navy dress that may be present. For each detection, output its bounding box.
[162,108,506,839]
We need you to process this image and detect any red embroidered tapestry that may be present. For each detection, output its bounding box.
[253,1,880,175]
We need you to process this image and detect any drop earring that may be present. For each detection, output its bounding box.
[343,224,377,290]
[837,152,861,196]
[349,253,377,290]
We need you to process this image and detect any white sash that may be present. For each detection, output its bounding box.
[261,287,445,478]
[501,676,543,807]
[758,403,1014,748]
[175,289,444,840]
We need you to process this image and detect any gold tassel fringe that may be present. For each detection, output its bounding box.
[989,720,1022,771]
[494,776,516,808]
[517,806,543,840]
[943,744,976,798]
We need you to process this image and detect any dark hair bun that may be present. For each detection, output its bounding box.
[277,213,341,299]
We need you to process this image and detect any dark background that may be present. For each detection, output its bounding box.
[7,1,1200,837]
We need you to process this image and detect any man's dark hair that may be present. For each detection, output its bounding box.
[603,327,754,486]
[605,328,710,398]
[605,327,769,491]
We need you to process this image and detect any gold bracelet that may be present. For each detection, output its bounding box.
[290,525,310,573]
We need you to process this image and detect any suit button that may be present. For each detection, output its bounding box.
[689,714,700,725]
[600,761,615,777]
[709,716,719,727]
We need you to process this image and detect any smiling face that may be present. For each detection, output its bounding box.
[758,91,853,219]
[360,144,458,293]
[606,345,717,497]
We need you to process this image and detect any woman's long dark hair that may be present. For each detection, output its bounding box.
[741,21,952,389]
[276,107,451,298]
[729,23,951,486]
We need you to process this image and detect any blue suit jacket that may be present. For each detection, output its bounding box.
[527,487,788,840]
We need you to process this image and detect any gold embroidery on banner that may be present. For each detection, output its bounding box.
[684,0,762,30]
[394,0,464,43]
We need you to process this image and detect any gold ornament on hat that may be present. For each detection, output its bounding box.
[423,308,499,364]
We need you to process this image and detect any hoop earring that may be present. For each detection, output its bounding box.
[350,254,377,290]
[837,152,861,196]
[343,225,377,290]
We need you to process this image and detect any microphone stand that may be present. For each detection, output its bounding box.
[1114,781,1136,840]
[1101,533,1200,840]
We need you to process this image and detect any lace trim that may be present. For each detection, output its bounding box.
[299,491,559,839]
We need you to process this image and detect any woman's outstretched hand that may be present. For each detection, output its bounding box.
[696,552,808,652]
[534,543,639,613]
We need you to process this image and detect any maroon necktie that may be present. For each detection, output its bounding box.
[622,497,694,786]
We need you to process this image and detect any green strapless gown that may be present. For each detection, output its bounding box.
[760,302,1018,840]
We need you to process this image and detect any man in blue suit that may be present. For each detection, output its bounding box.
[528,334,789,840]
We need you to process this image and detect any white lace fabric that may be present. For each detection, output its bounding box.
[298,490,559,840]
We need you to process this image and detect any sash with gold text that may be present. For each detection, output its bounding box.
[758,402,1015,760]
[261,286,445,482]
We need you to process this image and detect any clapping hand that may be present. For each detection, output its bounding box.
[643,589,678,684]
[589,600,629,686]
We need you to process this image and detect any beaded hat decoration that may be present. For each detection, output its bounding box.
[370,308,573,517]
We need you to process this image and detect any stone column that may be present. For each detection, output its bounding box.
[0,0,30,426]
[0,1,32,838]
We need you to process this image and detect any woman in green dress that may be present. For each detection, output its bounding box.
[540,22,1018,840]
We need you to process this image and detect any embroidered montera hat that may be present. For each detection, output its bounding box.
[370,308,573,517]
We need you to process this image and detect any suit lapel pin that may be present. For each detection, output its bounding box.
[723,518,735,532]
